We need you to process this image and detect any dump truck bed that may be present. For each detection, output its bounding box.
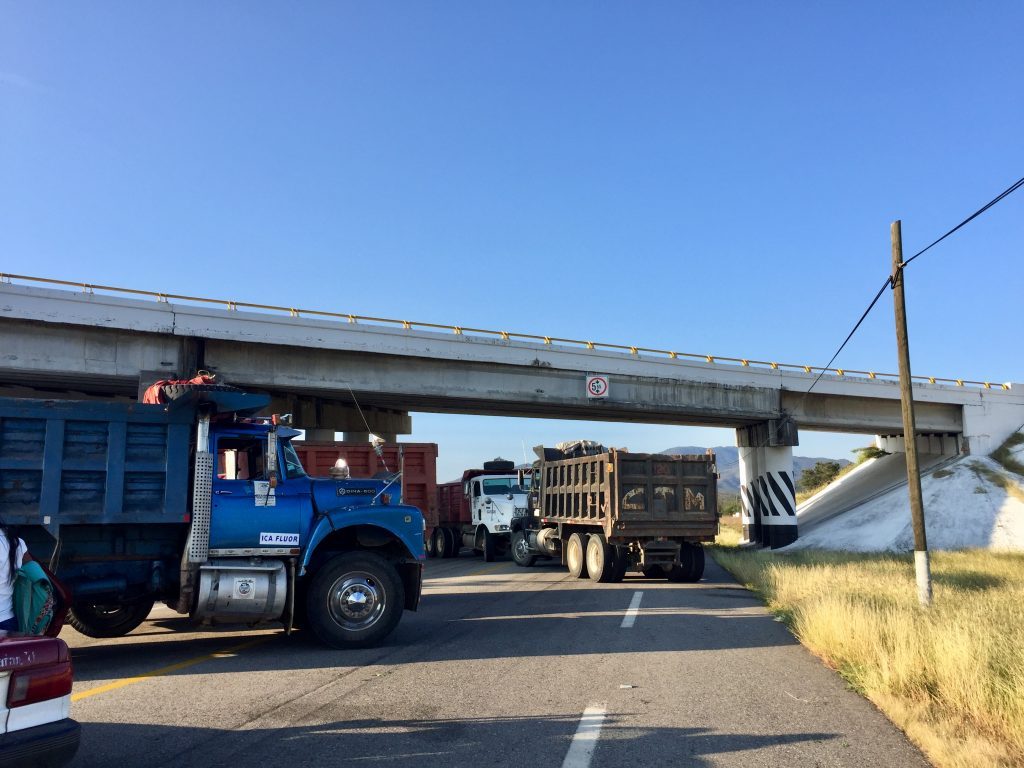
[535,450,718,541]
[0,397,195,536]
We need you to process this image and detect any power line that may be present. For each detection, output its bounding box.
[903,174,1024,267]
[801,171,1024,402]
[719,172,1024,474]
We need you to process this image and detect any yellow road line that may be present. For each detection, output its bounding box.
[71,636,270,702]
[462,561,510,578]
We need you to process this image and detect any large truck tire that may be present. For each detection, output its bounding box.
[566,533,589,579]
[688,544,706,581]
[511,531,536,567]
[585,534,617,583]
[432,527,447,558]
[68,599,155,638]
[446,527,461,558]
[610,546,629,583]
[159,382,241,401]
[641,565,665,579]
[667,545,696,583]
[424,531,436,558]
[305,551,404,649]
[481,529,496,562]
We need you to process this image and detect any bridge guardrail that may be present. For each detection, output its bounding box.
[0,272,1011,391]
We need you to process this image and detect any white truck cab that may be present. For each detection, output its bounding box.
[460,462,530,561]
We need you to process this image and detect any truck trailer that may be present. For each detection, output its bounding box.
[0,388,425,648]
[511,445,718,582]
[292,440,438,530]
[428,460,530,561]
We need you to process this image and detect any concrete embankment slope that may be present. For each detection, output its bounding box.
[787,434,1024,552]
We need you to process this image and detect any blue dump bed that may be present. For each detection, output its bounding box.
[0,397,195,536]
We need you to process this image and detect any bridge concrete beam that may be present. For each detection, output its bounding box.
[203,339,784,426]
[3,284,1024,444]
[781,391,963,435]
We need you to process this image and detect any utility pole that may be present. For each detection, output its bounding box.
[891,220,932,607]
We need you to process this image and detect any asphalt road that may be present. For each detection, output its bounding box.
[64,554,930,768]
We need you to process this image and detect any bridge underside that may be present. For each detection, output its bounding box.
[0,320,965,435]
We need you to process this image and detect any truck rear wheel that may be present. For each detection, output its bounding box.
[306,552,404,649]
[641,565,665,579]
[446,527,461,558]
[68,599,155,638]
[667,545,696,583]
[511,531,536,567]
[586,534,617,583]
[610,546,629,582]
[433,528,449,558]
[425,531,437,558]
[566,533,589,579]
[688,544,706,581]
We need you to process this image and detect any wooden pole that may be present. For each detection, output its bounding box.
[891,220,933,607]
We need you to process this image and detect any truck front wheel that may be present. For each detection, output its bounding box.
[511,531,536,568]
[68,599,155,638]
[306,552,405,649]
[481,529,496,562]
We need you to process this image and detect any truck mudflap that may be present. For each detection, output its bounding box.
[399,561,423,611]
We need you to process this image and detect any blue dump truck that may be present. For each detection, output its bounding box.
[0,387,424,648]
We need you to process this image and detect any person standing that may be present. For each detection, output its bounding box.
[0,523,30,632]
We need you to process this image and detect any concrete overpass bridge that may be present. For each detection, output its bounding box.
[2,275,1022,548]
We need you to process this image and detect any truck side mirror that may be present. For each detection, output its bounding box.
[266,426,279,488]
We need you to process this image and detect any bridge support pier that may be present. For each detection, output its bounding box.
[736,419,799,549]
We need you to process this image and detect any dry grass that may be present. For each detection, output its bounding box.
[711,547,1024,768]
[715,514,743,547]
[992,433,1024,477]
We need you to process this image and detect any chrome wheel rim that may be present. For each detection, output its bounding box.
[328,571,386,631]
[514,535,530,561]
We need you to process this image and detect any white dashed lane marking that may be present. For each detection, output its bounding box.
[620,590,643,628]
[561,704,607,768]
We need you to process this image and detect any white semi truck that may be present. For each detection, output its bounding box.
[430,460,531,561]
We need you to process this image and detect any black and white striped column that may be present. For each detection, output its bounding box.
[760,446,797,548]
[738,445,759,545]
[736,419,799,549]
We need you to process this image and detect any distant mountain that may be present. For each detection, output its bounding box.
[659,446,851,494]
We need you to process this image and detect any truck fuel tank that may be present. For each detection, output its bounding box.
[193,559,288,624]
[530,527,561,557]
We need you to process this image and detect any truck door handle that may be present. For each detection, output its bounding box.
[214,490,234,495]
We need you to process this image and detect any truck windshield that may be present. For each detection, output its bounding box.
[282,440,307,479]
[482,478,526,496]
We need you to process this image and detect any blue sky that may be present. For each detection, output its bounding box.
[2,3,1022,481]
